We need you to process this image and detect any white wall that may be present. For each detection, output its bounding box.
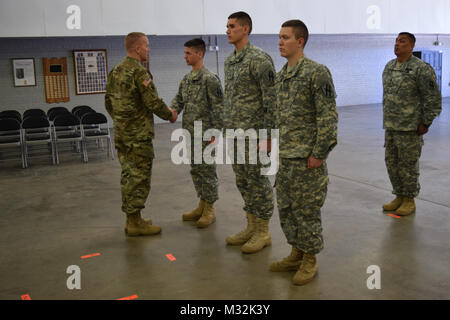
[1,0,450,37]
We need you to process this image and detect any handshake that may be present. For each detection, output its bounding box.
[169,108,178,123]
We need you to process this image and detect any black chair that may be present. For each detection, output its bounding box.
[22,115,55,167]
[81,112,114,162]
[74,108,95,120]
[0,118,25,168]
[52,113,84,164]
[48,108,71,122]
[23,108,46,119]
[47,106,69,117]
[0,110,22,123]
[72,105,93,115]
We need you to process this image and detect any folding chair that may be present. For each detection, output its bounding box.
[47,106,69,118]
[72,105,93,115]
[24,108,46,119]
[81,112,114,162]
[74,108,95,120]
[22,116,55,167]
[0,118,25,168]
[52,113,84,164]
[48,108,71,122]
[0,110,22,124]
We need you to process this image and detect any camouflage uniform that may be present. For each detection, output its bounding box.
[275,56,338,254]
[171,67,224,204]
[383,55,441,198]
[105,56,172,216]
[224,42,276,220]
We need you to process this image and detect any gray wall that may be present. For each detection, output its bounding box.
[0,33,449,124]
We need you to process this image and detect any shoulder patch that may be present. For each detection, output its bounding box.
[142,77,152,87]
[322,83,334,98]
[429,80,436,90]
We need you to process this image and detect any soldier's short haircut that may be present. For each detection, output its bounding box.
[282,20,309,48]
[228,11,252,35]
[125,32,146,52]
[398,32,416,44]
[184,38,206,56]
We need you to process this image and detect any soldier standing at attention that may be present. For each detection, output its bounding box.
[382,32,441,216]
[105,32,177,236]
[170,38,224,228]
[270,20,338,285]
[224,11,276,254]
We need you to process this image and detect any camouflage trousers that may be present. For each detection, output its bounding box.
[116,141,154,216]
[229,138,274,220]
[276,158,328,254]
[190,139,219,204]
[385,130,423,198]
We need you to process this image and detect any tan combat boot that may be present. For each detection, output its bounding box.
[292,252,318,285]
[196,201,216,228]
[382,196,403,211]
[124,218,152,234]
[125,212,161,236]
[182,199,205,221]
[270,246,303,272]
[226,213,256,245]
[241,217,271,253]
[396,197,416,216]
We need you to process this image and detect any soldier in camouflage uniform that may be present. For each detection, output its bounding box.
[223,12,276,254]
[382,32,441,216]
[105,32,177,236]
[170,38,224,228]
[270,20,338,286]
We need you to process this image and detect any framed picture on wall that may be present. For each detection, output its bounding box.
[11,58,36,87]
[73,49,108,95]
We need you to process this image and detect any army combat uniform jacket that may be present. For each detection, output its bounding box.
[382,55,441,131]
[224,42,276,137]
[105,56,172,156]
[275,56,338,159]
[171,66,224,135]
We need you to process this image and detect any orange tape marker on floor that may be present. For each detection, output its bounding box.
[21,294,31,300]
[81,253,101,259]
[116,294,138,300]
[386,213,401,219]
[166,253,176,261]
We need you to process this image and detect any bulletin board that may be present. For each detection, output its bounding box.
[73,49,108,95]
[11,58,36,87]
[43,57,70,103]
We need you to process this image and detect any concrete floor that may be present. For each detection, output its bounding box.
[0,99,449,300]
